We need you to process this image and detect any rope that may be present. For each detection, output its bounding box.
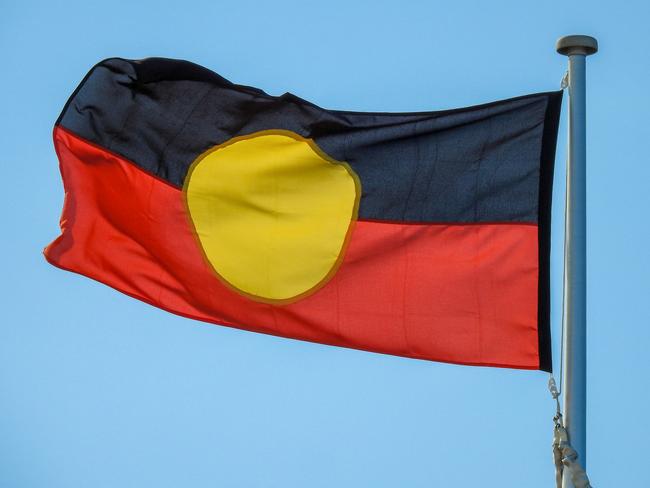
[548,376,593,488]
[556,69,570,398]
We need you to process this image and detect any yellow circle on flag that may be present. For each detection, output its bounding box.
[184,130,361,303]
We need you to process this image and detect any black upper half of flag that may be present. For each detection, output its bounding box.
[57,57,562,224]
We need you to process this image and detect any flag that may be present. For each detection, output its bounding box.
[46,57,562,371]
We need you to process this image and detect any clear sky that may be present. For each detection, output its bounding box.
[1,0,648,486]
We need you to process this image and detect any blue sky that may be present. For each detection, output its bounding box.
[1,0,649,486]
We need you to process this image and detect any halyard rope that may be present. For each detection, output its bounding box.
[549,377,592,488]
[548,74,592,487]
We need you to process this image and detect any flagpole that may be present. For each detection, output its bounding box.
[556,35,597,488]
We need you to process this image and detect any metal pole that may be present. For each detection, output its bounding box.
[556,35,597,488]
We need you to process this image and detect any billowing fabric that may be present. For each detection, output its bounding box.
[46,57,562,371]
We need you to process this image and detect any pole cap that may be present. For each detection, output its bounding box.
[556,35,598,56]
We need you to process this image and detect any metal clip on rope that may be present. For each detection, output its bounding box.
[561,71,569,90]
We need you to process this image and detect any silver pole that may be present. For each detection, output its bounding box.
[556,35,597,488]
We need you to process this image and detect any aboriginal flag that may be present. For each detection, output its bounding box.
[46,58,562,371]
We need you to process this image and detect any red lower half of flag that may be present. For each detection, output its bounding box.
[46,128,542,369]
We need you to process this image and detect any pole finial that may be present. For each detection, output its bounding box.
[556,35,598,56]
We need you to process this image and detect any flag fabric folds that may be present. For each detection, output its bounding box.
[46,58,562,371]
